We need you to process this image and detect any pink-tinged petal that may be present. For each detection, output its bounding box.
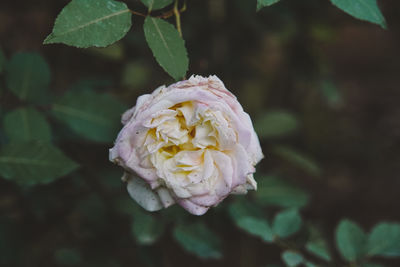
[190,194,220,207]
[199,75,260,154]
[228,144,255,189]
[185,182,209,196]
[110,122,159,184]
[178,199,209,216]
[121,106,136,125]
[132,86,165,119]
[135,88,223,122]
[110,75,263,216]
[125,173,162,212]
[142,109,177,128]
[202,149,215,181]
[239,113,264,164]
[210,150,234,197]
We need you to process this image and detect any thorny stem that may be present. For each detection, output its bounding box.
[128,0,187,21]
[129,10,146,17]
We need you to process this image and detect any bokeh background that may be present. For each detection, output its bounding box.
[1,0,400,266]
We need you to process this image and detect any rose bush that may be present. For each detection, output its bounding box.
[109,75,263,215]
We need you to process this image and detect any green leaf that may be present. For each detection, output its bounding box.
[306,227,332,262]
[272,209,302,239]
[143,17,188,81]
[272,146,321,176]
[306,240,331,262]
[254,175,309,208]
[0,142,78,186]
[380,243,400,258]
[173,222,222,259]
[5,52,50,103]
[132,212,164,245]
[228,199,274,242]
[51,90,126,143]
[257,0,281,11]
[141,0,174,11]
[3,107,52,142]
[255,110,298,139]
[330,0,386,29]
[281,251,303,267]
[366,222,400,257]
[44,0,132,48]
[335,219,367,261]
[0,47,6,74]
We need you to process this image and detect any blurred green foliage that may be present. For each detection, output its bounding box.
[305,226,331,262]
[336,219,400,263]
[0,0,398,266]
[254,175,309,208]
[255,110,299,139]
[0,142,78,185]
[131,211,165,245]
[336,219,367,262]
[228,198,274,242]
[367,223,400,257]
[281,250,304,267]
[173,222,222,259]
[6,52,51,103]
[51,90,127,143]
[3,107,52,142]
[272,208,302,239]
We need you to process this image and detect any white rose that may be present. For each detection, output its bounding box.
[110,75,263,215]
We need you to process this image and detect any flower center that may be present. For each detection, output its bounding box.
[144,101,220,157]
[138,101,237,194]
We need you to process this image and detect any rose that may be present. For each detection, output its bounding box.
[109,75,263,215]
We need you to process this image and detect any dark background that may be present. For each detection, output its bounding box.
[1,0,400,266]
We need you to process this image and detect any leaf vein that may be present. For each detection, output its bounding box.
[54,8,129,38]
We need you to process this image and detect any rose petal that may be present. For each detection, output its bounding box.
[190,194,220,206]
[229,144,256,188]
[157,187,175,208]
[178,199,209,216]
[125,173,162,212]
[110,75,263,216]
